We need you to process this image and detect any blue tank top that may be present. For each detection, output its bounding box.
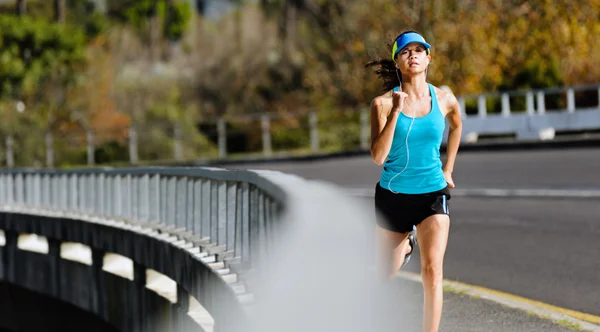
[378,83,447,194]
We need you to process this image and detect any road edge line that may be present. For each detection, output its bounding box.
[396,271,600,332]
[348,188,600,198]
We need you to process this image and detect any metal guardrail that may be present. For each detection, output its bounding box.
[0,166,375,331]
[0,167,287,273]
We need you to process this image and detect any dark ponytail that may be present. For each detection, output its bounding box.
[365,58,400,92]
[365,30,423,92]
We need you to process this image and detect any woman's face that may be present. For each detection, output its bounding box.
[395,42,431,76]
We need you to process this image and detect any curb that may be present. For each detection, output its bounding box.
[397,271,600,332]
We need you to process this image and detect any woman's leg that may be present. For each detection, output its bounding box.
[416,214,450,332]
[376,225,412,281]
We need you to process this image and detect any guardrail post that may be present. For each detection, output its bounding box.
[14,173,24,206]
[526,91,535,116]
[173,123,183,162]
[501,93,511,117]
[69,174,78,210]
[217,181,227,247]
[150,174,160,224]
[248,185,259,268]
[6,136,14,168]
[87,129,95,165]
[218,118,227,159]
[226,182,237,253]
[132,175,141,220]
[45,131,54,168]
[33,174,42,207]
[309,112,319,153]
[176,177,187,229]
[42,174,50,209]
[210,180,219,244]
[360,108,369,149]
[98,173,106,216]
[24,174,32,206]
[536,91,546,114]
[167,177,177,227]
[234,182,246,263]
[261,114,272,157]
[458,97,466,118]
[201,179,212,240]
[140,174,150,223]
[477,95,487,118]
[129,125,139,165]
[566,88,575,113]
[186,177,194,232]
[193,179,203,236]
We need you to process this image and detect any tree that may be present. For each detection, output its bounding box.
[16,0,26,16]
[258,0,304,58]
[104,0,191,61]
[54,0,65,23]
[0,16,86,166]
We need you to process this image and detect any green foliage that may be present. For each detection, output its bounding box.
[94,141,130,164]
[0,16,86,100]
[107,0,191,41]
[271,119,310,151]
[318,111,362,151]
[114,75,217,162]
[164,1,192,41]
[66,0,109,40]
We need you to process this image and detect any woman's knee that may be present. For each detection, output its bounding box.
[421,261,443,285]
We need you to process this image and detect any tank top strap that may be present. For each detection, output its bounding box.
[428,83,442,115]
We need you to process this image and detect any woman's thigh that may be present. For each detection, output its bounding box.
[416,214,450,267]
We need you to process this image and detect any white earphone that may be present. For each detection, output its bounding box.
[387,69,418,194]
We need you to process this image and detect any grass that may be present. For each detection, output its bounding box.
[442,285,467,296]
[525,310,584,330]
[554,319,583,330]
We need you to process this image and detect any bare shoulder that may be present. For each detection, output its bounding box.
[370,90,394,118]
[433,85,460,116]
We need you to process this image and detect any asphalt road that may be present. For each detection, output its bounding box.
[225,147,600,190]
[391,196,600,316]
[219,147,600,316]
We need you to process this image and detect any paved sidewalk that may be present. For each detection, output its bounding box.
[389,276,597,332]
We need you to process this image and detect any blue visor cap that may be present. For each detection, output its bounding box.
[392,32,431,60]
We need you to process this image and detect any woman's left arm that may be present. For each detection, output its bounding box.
[443,93,463,188]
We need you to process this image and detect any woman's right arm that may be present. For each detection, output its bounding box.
[370,92,406,165]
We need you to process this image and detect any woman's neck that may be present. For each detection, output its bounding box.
[400,75,429,99]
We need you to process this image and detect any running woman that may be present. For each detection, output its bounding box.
[366,30,463,332]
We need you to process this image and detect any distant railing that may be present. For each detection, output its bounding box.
[2,83,599,168]
[455,83,600,141]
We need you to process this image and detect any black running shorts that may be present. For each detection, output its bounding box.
[374,182,451,234]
